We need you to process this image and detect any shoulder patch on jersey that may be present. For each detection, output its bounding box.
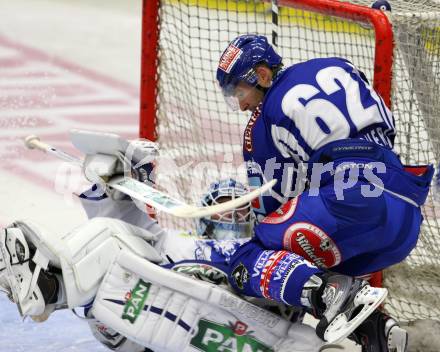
[261,197,299,224]
[244,103,262,152]
[218,45,242,73]
[231,262,249,290]
[282,222,341,268]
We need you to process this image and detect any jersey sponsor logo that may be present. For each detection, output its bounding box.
[283,222,341,268]
[335,162,374,173]
[231,262,249,290]
[121,279,151,324]
[252,250,274,277]
[246,160,263,175]
[259,251,289,300]
[190,318,273,352]
[218,45,242,73]
[261,197,299,224]
[243,103,262,152]
[171,263,228,285]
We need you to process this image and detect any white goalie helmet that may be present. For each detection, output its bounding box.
[0,224,59,317]
[197,178,254,240]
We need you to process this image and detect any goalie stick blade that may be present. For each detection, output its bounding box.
[172,179,277,218]
[108,176,187,212]
[108,177,277,218]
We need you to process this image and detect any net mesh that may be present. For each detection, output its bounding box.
[148,0,440,323]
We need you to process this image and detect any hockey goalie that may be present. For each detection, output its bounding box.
[0,194,325,352]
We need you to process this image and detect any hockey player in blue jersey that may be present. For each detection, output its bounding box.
[217,35,433,350]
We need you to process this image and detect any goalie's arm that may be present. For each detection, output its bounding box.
[24,134,276,219]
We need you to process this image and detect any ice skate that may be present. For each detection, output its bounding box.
[349,310,408,352]
[307,273,388,343]
[0,225,60,318]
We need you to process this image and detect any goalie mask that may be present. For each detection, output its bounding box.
[197,178,254,240]
[0,226,58,317]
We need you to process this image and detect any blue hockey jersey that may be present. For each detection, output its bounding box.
[243,57,396,218]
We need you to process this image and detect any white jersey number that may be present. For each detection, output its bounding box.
[275,66,389,159]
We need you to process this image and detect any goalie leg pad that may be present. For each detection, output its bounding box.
[58,217,162,308]
[91,250,311,352]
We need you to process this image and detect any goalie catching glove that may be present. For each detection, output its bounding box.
[70,129,158,197]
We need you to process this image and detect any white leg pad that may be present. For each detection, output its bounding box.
[58,217,162,308]
[91,250,322,352]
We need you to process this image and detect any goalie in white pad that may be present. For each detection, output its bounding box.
[0,218,324,351]
[0,205,405,351]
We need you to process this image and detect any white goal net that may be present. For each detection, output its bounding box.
[141,0,440,324]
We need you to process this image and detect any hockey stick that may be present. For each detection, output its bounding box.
[24,135,276,218]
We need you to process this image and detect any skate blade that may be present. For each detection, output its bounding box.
[324,285,388,343]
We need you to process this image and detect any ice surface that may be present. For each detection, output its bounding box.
[0,1,141,350]
[0,296,107,352]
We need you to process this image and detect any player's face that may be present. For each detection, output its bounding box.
[233,82,265,112]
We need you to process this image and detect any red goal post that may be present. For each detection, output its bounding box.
[140,0,160,142]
